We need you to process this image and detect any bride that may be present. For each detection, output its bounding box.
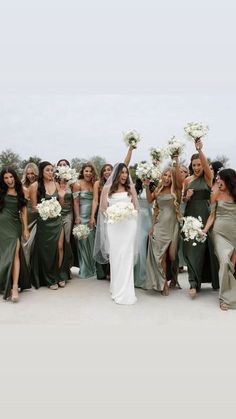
[94,163,139,305]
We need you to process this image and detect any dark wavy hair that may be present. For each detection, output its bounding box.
[218,168,236,202]
[37,161,53,202]
[57,159,70,167]
[0,167,27,212]
[210,160,224,182]
[78,163,98,185]
[99,164,113,190]
[135,178,155,195]
[109,163,131,197]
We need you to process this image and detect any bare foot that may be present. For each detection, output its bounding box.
[11,287,19,303]
[189,288,197,299]
[162,282,169,296]
[220,302,228,311]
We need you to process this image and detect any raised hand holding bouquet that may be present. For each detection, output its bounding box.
[164,136,185,159]
[72,224,91,240]
[184,122,209,142]
[54,165,78,184]
[182,216,206,246]
[150,147,163,165]
[123,129,141,149]
[36,197,62,220]
[105,202,137,224]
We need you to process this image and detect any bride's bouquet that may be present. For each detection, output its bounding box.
[123,129,141,148]
[72,224,91,240]
[105,202,137,224]
[36,197,62,221]
[54,165,78,184]
[150,147,164,164]
[136,162,161,182]
[164,136,185,158]
[184,122,209,142]
[181,216,206,246]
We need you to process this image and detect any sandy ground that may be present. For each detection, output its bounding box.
[1,270,235,418]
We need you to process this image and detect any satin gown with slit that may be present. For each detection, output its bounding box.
[0,195,31,299]
[145,194,179,291]
[107,192,137,304]
[31,192,70,287]
[183,175,219,291]
[212,201,236,308]
[61,188,74,270]
[74,191,96,278]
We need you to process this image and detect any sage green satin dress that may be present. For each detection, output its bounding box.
[31,192,70,288]
[212,201,236,308]
[0,195,31,299]
[183,175,219,290]
[134,192,152,288]
[145,194,179,291]
[74,191,96,278]
[61,188,74,269]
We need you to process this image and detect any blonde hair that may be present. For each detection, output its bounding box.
[22,162,39,188]
[154,166,182,221]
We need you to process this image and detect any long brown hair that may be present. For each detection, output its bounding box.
[108,163,131,197]
[99,164,113,191]
[78,163,98,185]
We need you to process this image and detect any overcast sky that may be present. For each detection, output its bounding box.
[0,1,236,169]
[0,94,235,168]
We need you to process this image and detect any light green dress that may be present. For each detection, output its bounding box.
[145,194,179,291]
[183,175,219,290]
[212,201,236,308]
[74,191,96,278]
[31,192,70,287]
[0,195,31,299]
[134,192,152,288]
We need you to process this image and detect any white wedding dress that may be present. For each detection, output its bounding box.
[107,192,137,305]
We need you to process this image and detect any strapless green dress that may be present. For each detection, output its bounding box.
[0,195,31,299]
[183,175,219,290]
[31,192,70,287]
[74,191,96,278]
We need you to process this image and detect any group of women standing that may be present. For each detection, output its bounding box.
[0,140,236,311]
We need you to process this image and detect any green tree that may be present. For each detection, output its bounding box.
[70,157,87,172]
[89,155,106,175]
[215,154,230,167]
[0,148,22,173]
[20,155,42,169]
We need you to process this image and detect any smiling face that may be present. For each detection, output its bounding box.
[3,172,15,189]
[161,170,172,187]
[26,168,37,184]
[83,166,93,182]
[102,165,112,181]
[43,165,54,181]
[216,177,226,192]
[118,167,128,185]
[191,158,203,177]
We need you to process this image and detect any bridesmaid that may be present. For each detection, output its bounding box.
[90,146,135,279]
[209,160,224,196]
[182,139,219,298]
[56,159,79,273]
[73,163,98,278]
[178,165,189,272]
[30,161,70,289]
[203,168,236,310]
[0,168,30,301]
[145,159,182,296]
[21,162,39,266]
[133,178,152,288]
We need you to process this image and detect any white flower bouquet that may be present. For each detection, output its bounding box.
[123,129,141,148]
[164,136,185,158]
[136,162,161,181]
[181,216,206,246]
[54,165,78,184]
[184,122,209,142]
[36,197,62,221]
[105,202,137,224]
[150,147,163,164]
[72,224,91,240]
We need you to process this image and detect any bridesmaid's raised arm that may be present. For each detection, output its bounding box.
[195,139,213,188]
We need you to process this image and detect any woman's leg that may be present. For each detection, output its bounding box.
[168,242,181,289]
[11,240,20,301]
[161,252,169,296]
[58,229,66,287]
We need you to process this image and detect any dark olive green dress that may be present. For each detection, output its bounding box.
[0,195,31,299]
[183,175,219,290]
[73,191,96,278]
[22,199,38,267]
[31,192,70,287]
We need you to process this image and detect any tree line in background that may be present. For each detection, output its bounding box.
[0,148,230,181]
